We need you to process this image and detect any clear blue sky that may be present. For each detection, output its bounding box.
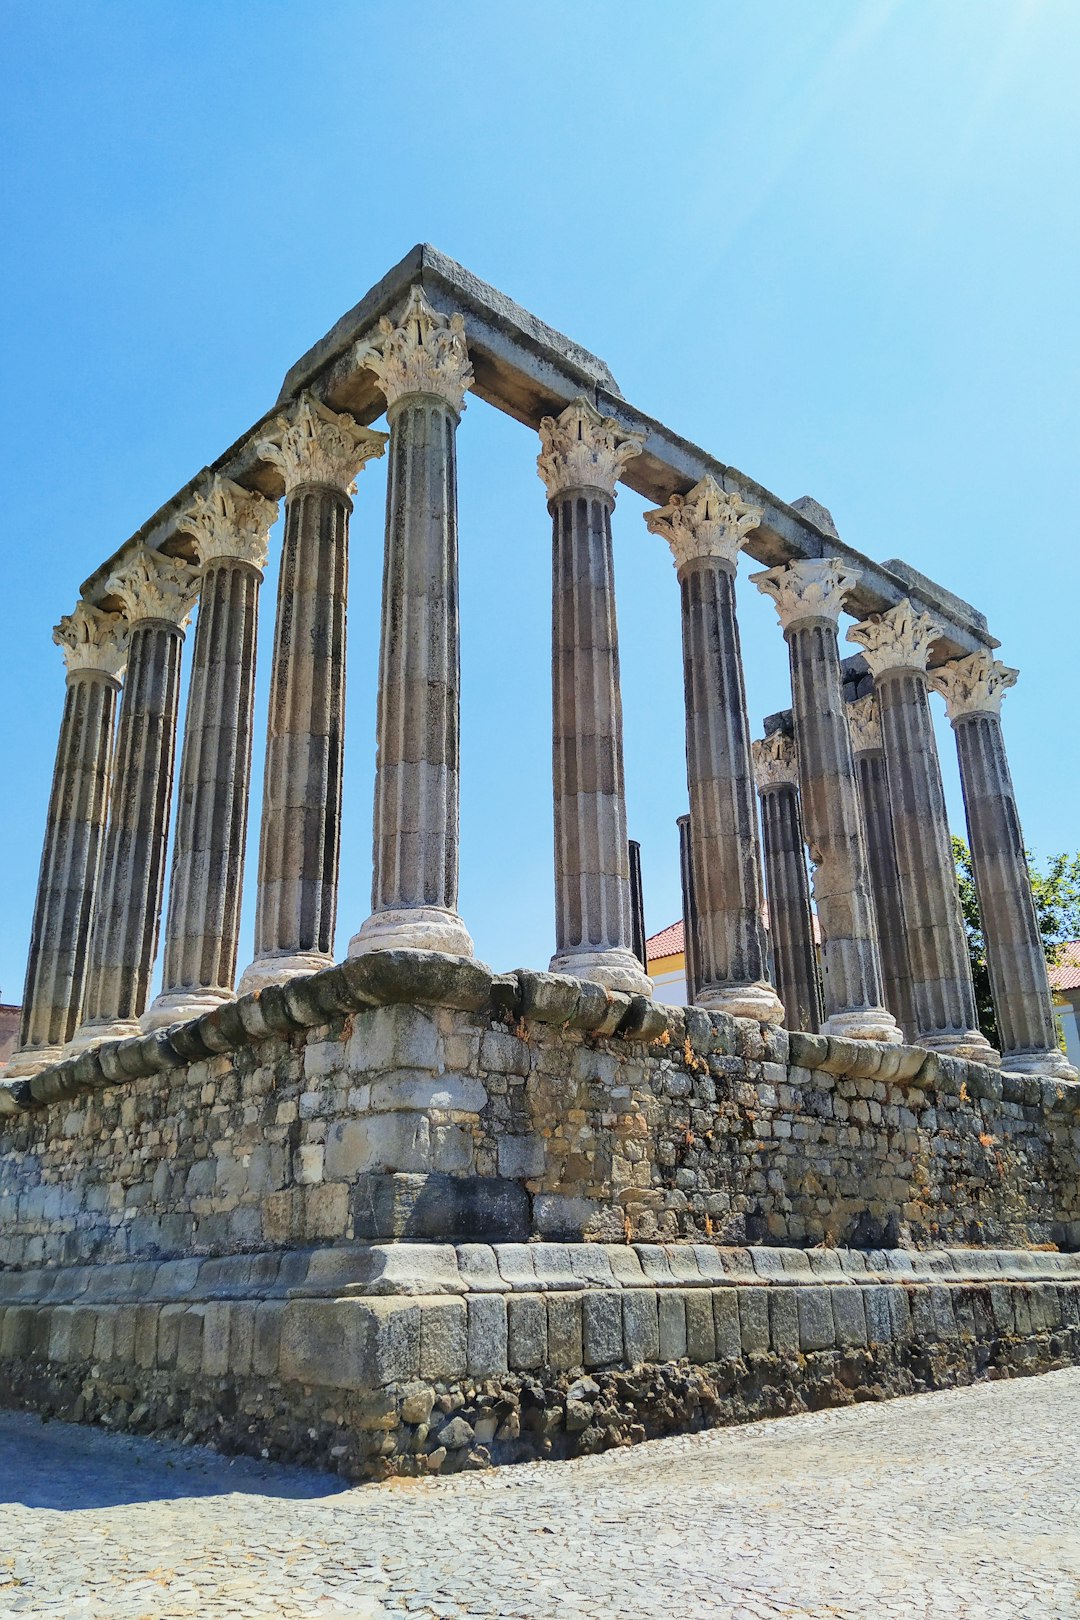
[1,0,1077,1000]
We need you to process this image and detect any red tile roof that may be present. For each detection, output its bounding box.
[646,909,822,964]
[1050,941,1080,993]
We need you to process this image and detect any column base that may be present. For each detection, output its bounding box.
[64,1017,143,1056]
[1002,1048,1079,1082]
[1,1044,61,1079]
[916,1029,1001,1066]
[141,987,235,1033]
[696,980,785,1026]
[237,951,335,996]
[550,947,652,998]
[350,907,474,959]
[821,1008,904,1045]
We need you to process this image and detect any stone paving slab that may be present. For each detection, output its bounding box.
[3,1369,1080,1618]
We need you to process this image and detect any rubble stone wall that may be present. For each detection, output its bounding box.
[1,953,1079,1268]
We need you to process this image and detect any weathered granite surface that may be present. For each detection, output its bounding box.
[2,952,1079,1264]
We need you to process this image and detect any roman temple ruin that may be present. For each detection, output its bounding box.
[1,246,1077,1479]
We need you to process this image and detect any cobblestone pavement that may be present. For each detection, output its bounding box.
[3,1369,1080,1619]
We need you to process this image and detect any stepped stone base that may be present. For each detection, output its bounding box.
[3,1242,1080,1481]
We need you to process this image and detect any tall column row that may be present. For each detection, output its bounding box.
[752,561,902,1043]
[751,731,822,1034]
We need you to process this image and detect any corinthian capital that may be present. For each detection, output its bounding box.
[104,549,200,630]
[536,397,645,502]
[257,396,387,497]
[354,286,474,415]
[846,694,882,753]
[751,732,799,791]
[750,558,859,630]
[53,601,128,680]
[175,476,279,572]
[644,475,762,572]
[928,650,1019,720]
[846,598,940,677]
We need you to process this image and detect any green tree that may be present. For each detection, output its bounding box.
[953,837,1080,1048]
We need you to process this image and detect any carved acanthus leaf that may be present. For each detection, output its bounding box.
[928,651,1019,719]
[536,397,645,501]
[257,395,387,496]
[846,598,940,677]
[104,550,200,630]
[644,475,762,571]
[847,694,882,753]
[751,732,799,791]
[353,286,474,414]
[750,558,860,629]
[53,602,128,679]
[175,476,279,571]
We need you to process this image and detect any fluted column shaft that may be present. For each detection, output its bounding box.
[874,670,990,1053]
[677,813,700,1005]
[78,617,185,1038]
[548,486,646,988]
[351,288,473,958]
[537,398,649,995]
[758,779,822,1034]
[240,396,384,992]
[678,558,780,1018]
[10,667,121,1070]
[352,394,470,953]
[849,603,997,1063]
[854,752,916,1039]
[151,560,262,1024]
[786,620,897,1037]
[252,483,349,973]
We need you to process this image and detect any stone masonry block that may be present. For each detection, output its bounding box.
[202,1302,231,1377]
[176,1308,206,1376]
[546,1294,584,1371]
[797,1288,835,1352]
[347,1004,441,1075]
[622,1290,660,1366]
[738,1289,769,1356]
[583,1290,625,1367]
[830,1287,867,1347]
[685,1290,716,1363]
[253,1302,284,1377]
[279,1298,421,1391]
[497,1134,546,1180]
[861,1286,894,1345]
[134,1303,159,1370]
[768,1289,800,1355]
[658,1292,688,1361]
[420,1297,468,1380]
[467,1293,508,1378]
[507,1294,547,1370]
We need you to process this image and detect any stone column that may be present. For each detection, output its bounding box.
[848,602,997,1063]
[677,814,700,1004]
[645,478,782,1022]
[930,652,1076,1079]
[536,397,651,995]
[72,551,199,1048]
[3,605,127,1075]
[350,288,476,958]
[751,732,822,1034]
[847,694,916,1040]
[239,396,386,992]
[751,560,901,1043]
[144,479,278,1028]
